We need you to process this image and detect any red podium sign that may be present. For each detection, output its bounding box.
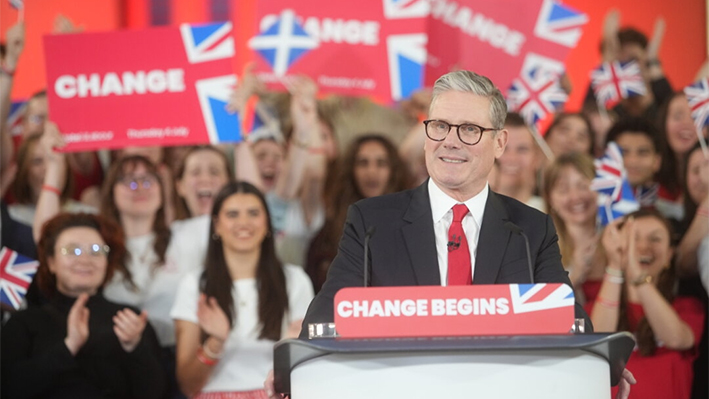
[334,284,575,338]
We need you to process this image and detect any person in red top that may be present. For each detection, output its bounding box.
[593,209,705,399]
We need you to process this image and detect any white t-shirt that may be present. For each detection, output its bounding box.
[170,264,314,393]
[103,216,210,346]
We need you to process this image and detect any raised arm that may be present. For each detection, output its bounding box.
[32,122,67,242]
[1,22,24,172]
[273,76,321,201]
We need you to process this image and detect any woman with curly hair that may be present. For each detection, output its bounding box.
[306,134,412,292]
[2,213,165,399]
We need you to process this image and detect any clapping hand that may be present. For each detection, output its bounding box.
[197,294,230,342]
[602,218,627,271]
[113,308,148,353]
[65,293,90,356]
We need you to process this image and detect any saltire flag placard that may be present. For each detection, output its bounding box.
[590,60,646,109]
[684,78,709,154]
[506,54,567,126]
[44,22,241,152]
[244,0,428,103]
[0,247,39,311]
[426,0,587,97]
[591,142,640,226]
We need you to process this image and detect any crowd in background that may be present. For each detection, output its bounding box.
[0,10,708,399]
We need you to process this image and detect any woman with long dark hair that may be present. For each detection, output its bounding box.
[306,134,412,292]
[2,213,165,399]
[171,181,313,398]
[593,209,705,399]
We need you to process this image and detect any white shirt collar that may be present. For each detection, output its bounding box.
[428,179,488,227]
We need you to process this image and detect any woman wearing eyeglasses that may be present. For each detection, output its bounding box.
[2,213,165,399]
[33,124,211,398]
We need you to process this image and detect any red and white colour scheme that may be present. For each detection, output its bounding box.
[334,283,575,338]
[43,22,241,152]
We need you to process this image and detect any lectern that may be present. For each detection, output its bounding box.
[274,333,635,399]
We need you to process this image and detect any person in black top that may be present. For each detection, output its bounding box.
[1,213,166,399]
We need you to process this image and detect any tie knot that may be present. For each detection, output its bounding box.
[452,204,469,222]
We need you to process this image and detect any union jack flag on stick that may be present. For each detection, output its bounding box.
[506,66,565,161]
[590,142,640,226]
[0,247,39,311]
[590,60,646,109]
[683,78,709,158]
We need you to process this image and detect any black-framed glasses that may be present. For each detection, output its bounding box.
[423,119,499,146]
[60,244,110,257]
[118,174,158,191]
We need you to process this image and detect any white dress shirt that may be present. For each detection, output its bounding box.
[428,179,488,286]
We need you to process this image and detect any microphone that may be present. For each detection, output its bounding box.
[363,226,376,287]
[503,221,534,284]
[447,235,461,252]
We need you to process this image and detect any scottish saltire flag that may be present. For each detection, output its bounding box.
[590,60,646,109]
[684,78,709,140]
[533,0,588,48]
[635,184,659,207]
[248,9,319,77]
[387,33,427,100]
[382,0,430,19]
[506,66,567,126]
[0,247,39,310]
[509,283,574,314]
[180,22,234,64]
[591,142,640,226]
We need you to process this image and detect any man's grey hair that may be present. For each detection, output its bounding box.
[430,70,508,130]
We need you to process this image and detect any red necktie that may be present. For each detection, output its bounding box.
[448,204,472,285]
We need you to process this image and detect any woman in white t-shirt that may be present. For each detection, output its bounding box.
[171,181,313,398]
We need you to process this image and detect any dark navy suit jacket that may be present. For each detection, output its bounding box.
[300,181,591,336]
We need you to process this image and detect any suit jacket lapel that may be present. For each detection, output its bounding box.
[402,182,441,285]
[474,191,512,284]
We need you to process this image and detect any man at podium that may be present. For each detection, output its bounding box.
[300,70,592,333]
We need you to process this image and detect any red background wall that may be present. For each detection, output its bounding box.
[1,0,705,111]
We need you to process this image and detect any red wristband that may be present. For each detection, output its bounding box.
[196,347,219,366]
[42,184,62,196]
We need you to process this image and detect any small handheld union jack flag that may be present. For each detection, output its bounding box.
[590,60,646,109]
[590,142,640,226]
[0,247,39,310]
[684,78,709,154]
[507,64,568,127]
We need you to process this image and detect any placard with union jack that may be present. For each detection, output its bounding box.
[44,22,241,152]
[0,247,39,311]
